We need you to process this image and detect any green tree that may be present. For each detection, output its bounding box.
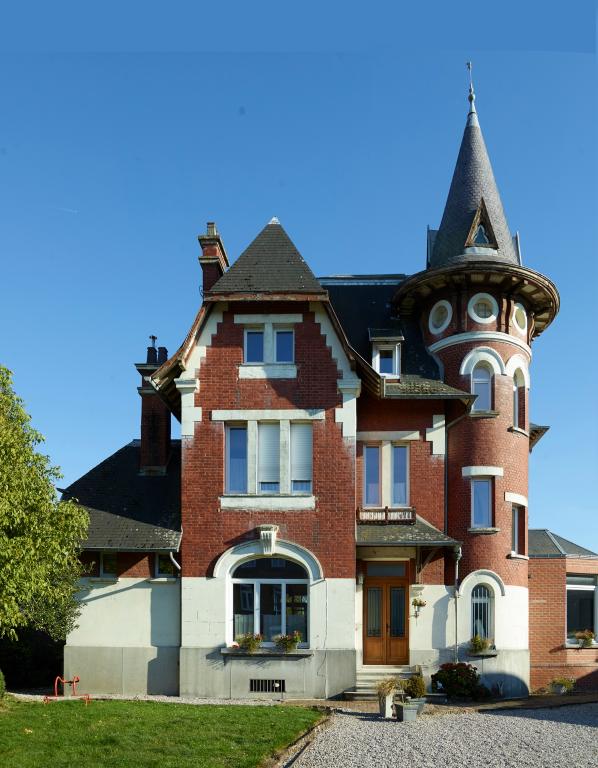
[0,366,88,640]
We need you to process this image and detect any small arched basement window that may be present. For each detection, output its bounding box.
[232,557,309,645]
[471,584,494,640]
[471,363,492,412]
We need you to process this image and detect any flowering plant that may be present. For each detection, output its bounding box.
[411,598,427,608]
[575,629,595,648]
[275,631,302,653]
[236,633,263,653]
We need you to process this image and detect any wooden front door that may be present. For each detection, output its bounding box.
[363,578,409,665]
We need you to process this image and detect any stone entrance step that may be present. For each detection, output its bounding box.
[346,665,416,700]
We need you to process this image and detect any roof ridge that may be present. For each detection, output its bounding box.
[545,529,567,555]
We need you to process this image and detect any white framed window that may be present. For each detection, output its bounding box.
[471,362,492,411]
[468,292,499,324]
[364,445,381,506]
[244,328,265,363]
[275,329,294,363]
[225,421,313,496]
[511,505,524,555]
[155,553,176,577]
[512,302,527,334]
[471,478,492,528]
[429,300,452,335]
[566,575,597,644]
[372,344,400,377]
[471,584,494,639]
[258,423,280,493]
[512,369,525,429]
[226,425,248,493]
[391,445,408,506]
[291,423,312,492]
[232,557,309,645]
[100,552,117,578]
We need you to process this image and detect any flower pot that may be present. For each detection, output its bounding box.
[396,702,419,722]
[409,697,426,714]
[378,694,395,719]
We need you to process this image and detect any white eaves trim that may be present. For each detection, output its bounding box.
[212,408,325,421]
[505,492,528,507]
[220,495,316,510]
[234,314,303,324]
[239,364,297,379]
[462,466,504,477]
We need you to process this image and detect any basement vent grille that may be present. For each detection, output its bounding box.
[249,679,286,693]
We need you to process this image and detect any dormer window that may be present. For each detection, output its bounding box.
[473,224,490,244]
[372,344,400,377]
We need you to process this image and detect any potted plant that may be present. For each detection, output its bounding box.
[236,633,263,654]
[275,631,302,653]
[549,677,575,695]
[376,677,401,719]
[404,673,427,714]
[411,597,427,618]
[574,629,595,648]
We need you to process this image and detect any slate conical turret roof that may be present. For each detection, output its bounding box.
[430,85,519,268]
[208,218,325,296]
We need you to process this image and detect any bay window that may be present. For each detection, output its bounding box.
[232,557,309,645]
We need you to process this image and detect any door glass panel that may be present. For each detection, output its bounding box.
[260,583,282,641]
[367,588,382,637]
[286,584,308,643]
[389,587,405,637]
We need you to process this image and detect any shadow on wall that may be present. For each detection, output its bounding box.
[147,581,181,696]
[431,593,451,649]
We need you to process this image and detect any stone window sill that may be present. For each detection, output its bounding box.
[467,649,499,658]
[507,552,529,560]
[220,494,315,510]
[469,410,499,419]
[508,426,529,437]
[88,576,119,584]
[467,527,500,535]
[148,577,178,584]
[221,648,313,658]
[565,642,597,650]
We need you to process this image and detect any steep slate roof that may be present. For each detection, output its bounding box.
[61,440,181,551]
[528,529,598,559]
[430,96,518,268]
[208,219,326,295]
[357,516,459,546]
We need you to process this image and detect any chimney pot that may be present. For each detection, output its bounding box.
[157,346,168,364]
[207,221,217,236]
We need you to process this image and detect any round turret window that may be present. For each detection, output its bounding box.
[468,293,498,324]
[428,300,452,334]
[513,302,527,334]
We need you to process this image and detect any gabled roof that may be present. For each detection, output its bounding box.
[61,440,181,551]
[430,95,518,268]
[528,529,598,559]
[207,219,326,297]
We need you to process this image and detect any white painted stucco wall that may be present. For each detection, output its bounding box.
[68,579,180,648]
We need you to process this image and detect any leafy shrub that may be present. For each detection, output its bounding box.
[0,668,5,698]
[404,674,426,699]
[431,663,480,699]
[550,677,575,692]
[469,634,491,653]
[472,683,492,700]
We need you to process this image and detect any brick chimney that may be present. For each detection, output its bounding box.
[135,338,172,475]
[198,221,229,294]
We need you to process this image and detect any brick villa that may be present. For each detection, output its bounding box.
[62,81,598,698]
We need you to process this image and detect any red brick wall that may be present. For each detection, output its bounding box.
[181,301,356,579]
[529,557,598,691]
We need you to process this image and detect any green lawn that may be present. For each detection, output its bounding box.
[0,698,322,768]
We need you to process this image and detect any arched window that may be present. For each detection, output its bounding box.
[471,584,494,640]
[232,557,309,645]
[472,363,492,411]
[512,369,526,430]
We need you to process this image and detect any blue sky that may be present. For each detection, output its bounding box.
[1,3,596,549]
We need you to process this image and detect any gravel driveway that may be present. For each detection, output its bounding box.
[289,704,598,768]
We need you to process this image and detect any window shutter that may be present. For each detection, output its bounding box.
[291,423,312,482]
[258,424,280,483]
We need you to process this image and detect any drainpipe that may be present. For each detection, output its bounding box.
[453,545,462,662]
[169,551,182,571]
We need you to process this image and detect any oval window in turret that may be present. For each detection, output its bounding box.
[429,300,452,334]
[468,293,498,324]
[513,302,527,334]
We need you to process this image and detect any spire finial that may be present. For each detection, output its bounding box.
[149,334,157,349]
[466,61,476,114]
